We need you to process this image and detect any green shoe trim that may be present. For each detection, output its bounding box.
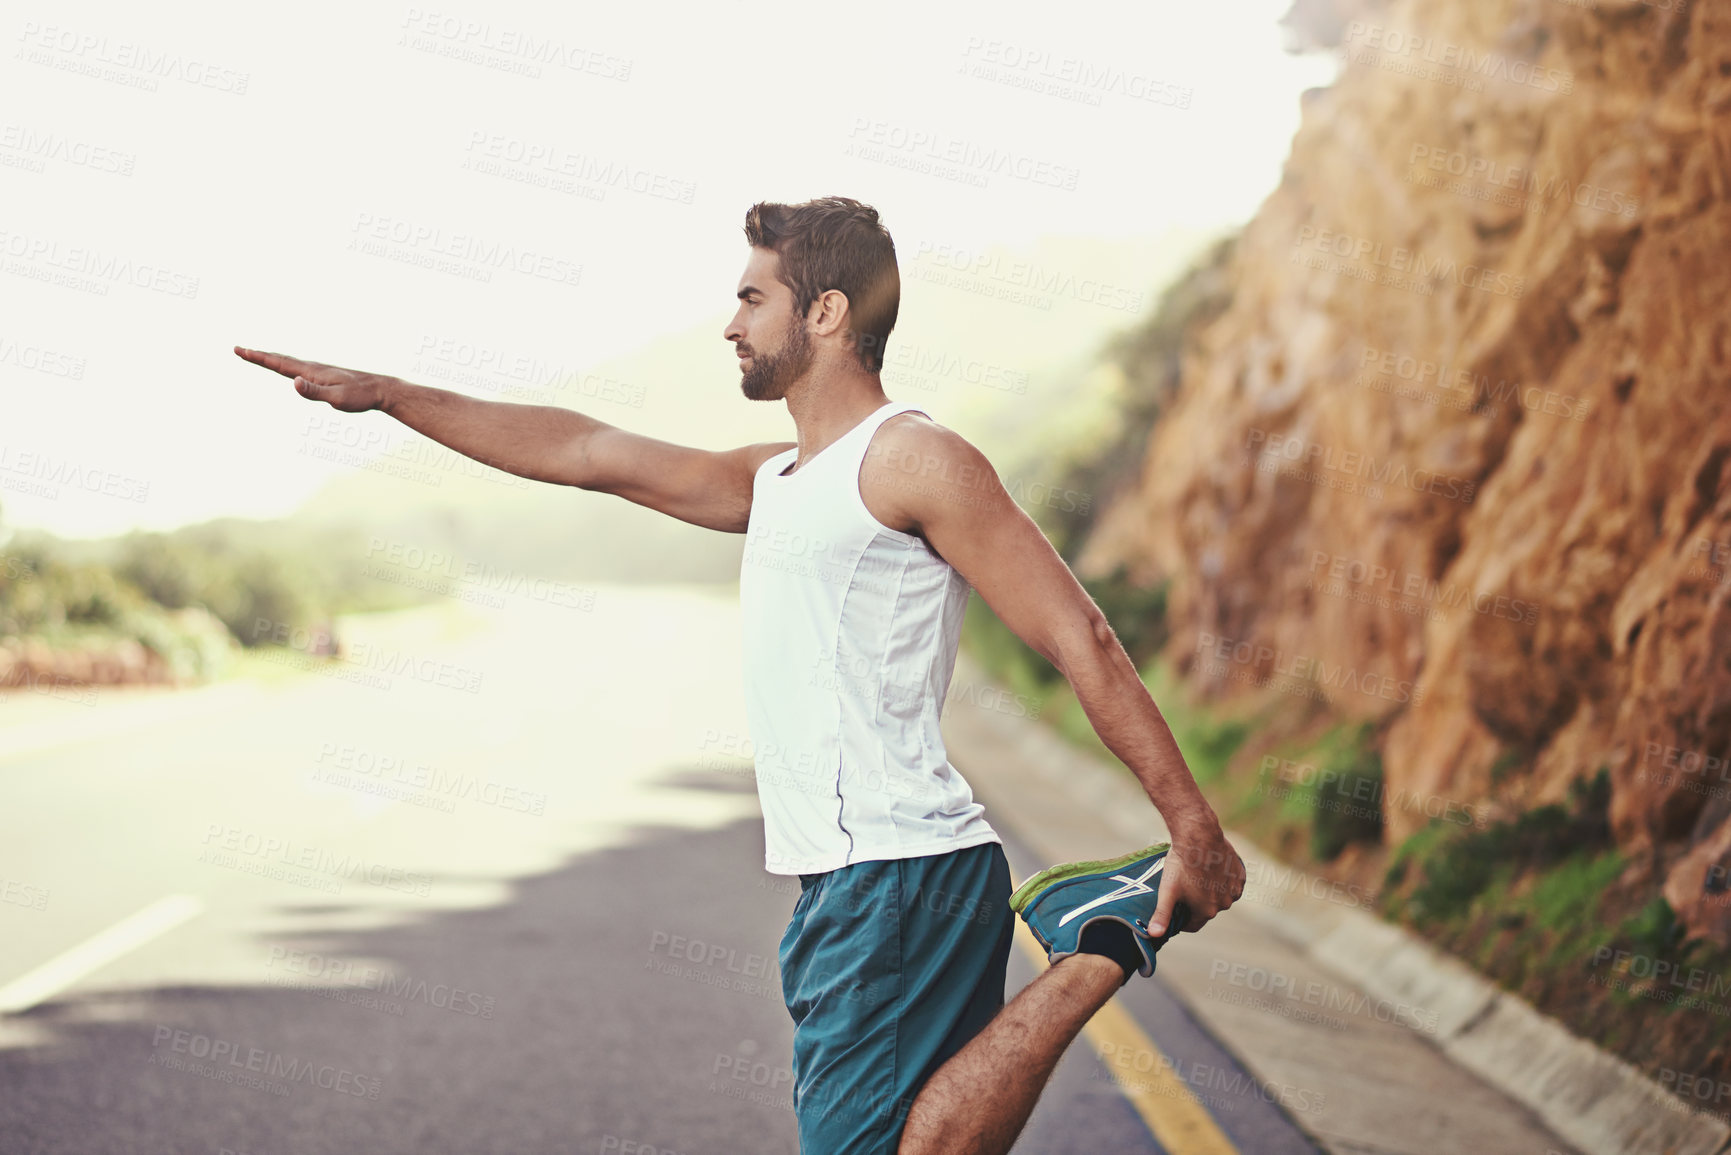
[1008,841,1172,913]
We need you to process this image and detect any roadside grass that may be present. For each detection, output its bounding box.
[1376,768,1731,1080]
[960,602,1731,1087]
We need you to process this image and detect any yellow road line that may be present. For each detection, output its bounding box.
[1010,915,1240,1155]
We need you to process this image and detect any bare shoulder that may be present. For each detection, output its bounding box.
[581,432,799,534]
[742,440,798,473]
[861,413,1003,538]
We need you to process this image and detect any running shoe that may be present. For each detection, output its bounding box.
[1009,842,1187,978]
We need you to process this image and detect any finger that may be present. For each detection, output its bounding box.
[1170,901,1194,936]
[235,347,315,379]
[1148,868,1180,938]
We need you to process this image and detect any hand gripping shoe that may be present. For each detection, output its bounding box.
[1008,842,1189,978]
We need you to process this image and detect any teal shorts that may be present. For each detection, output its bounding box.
[778,840,1014,1154]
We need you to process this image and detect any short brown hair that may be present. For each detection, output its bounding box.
[743,196,899,373]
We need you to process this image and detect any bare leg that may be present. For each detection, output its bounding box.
[896,952,1125,1155]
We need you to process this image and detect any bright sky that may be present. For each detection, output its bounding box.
[1,0,1335,539]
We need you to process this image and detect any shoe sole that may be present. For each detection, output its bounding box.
[1008,841,1172,914]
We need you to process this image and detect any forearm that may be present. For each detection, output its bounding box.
[1058,634,1219,839]
[380,378,606,487]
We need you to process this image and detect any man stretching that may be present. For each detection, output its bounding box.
[235,195,1245,1155]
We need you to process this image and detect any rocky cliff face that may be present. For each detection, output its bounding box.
[1077,0,1731,940]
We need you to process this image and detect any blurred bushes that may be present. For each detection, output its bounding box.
[1250,721,1388,862]
[0,501,435,685]
[1382,766,1614,927]
[0,534,240,682]
[110,526,324,647]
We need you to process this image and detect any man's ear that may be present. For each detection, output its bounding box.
[812,289,851,338]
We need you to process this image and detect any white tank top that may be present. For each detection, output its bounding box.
[739,400,1002,875]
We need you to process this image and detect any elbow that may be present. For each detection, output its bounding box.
[1090,613,1118,651]
[1054,613,1118,680]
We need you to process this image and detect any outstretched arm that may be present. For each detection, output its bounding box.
[861,418,1246,936]
[234,346,792,533]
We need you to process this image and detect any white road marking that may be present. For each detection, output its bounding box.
[0,894,205,1014]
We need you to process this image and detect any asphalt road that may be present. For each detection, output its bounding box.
[0,586,1320,1154]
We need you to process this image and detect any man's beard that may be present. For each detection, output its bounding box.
[739,322,813,401]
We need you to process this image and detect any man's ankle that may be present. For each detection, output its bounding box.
[1076,920,1141,985]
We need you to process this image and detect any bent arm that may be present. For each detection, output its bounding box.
[865,419,1245,932]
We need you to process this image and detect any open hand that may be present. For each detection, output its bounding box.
[234,346,394,413]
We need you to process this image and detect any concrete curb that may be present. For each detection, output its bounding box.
[946,652,1731,1155]
[1307,905,1731,1155]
